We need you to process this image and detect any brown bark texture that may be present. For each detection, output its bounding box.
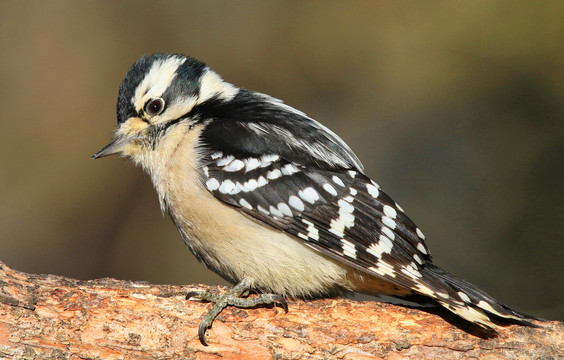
[0,261,561,360]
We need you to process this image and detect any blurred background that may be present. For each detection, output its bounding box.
[1,1,562,320]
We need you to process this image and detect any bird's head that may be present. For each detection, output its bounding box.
[92,53,237,163]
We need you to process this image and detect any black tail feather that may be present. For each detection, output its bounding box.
[421,263,539,327]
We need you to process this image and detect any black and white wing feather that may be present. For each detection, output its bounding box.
[193,89,533,325]
[194,90,434,294]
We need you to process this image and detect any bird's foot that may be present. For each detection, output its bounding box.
[186,278,288,346]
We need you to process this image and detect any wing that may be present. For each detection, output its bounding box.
[194,93,434,293]
[201,153,432,291]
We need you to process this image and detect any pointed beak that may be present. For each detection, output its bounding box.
[92,137,131,159]
[93,117,149,159]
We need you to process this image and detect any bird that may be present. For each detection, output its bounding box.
[93,53,536,345]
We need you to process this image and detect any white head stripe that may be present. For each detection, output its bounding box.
[133,56,187,112]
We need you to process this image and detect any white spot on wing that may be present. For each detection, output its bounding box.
[417,243,428,254]
[281,163,300,175]
[332,176,345,187]
[230,182,242,194]
[323,183,338,196]
[337,199,354,215]
[277,203,293,217]
[437,292,450,299]
[260,154,279,167]
[288,196,305,212]
[458,292,471,303]
[257,176,268,187]
[416,228,426,240]
[477,300,499,314]
[383,205,397,218]
[414,284,435,297]
[299,187,319,204]
[329,220,345,237]
[206,178,220,191]
[267,169,282,180]
[217,155,234,167]
[401,267,421,279]
[341,239,357,259]
[244,158,261,172]
[302,219,319,241]
[381,216,396,229]
[367,243,384,258]
[218,179,235,194]
[269,205,283,217]
[242,179,258,192]
[378,234,394,254]
[334,203,355,229]
[395,202,404,212]
[381,226,395,240]
[239,198,252,210]
[366,183,379,198]
[223,159,245,172]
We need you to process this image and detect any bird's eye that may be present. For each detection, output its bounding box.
[144,98,165,116]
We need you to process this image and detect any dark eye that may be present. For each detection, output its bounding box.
[144,98,165,116]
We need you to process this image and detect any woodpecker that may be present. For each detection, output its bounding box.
[93,53,536,345]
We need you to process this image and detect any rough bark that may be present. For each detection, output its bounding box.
[0,261,561,360]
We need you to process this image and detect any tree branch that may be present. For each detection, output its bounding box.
[0,261,560,359]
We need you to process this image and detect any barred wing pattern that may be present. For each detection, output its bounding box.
[198,146,443,296]
[190,89,532,326]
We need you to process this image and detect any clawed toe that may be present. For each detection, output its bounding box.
[189,279,288,346]
[271,294,289,313]
[186,290,220,302]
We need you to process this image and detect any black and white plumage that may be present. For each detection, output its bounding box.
[94,53,536,340]
[197,98,432,287]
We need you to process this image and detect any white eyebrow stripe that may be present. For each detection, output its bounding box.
[133,56,187,113]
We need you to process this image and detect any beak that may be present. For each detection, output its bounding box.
[92,137,131,159]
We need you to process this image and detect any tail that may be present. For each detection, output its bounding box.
[419,263,538,329]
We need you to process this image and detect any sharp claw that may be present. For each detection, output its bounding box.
[186,291,201,300]
[280,298,289,313]
[198,321,209,346]
[272,295,289,313]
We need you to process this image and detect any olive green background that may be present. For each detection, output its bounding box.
[1,1,562,320]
